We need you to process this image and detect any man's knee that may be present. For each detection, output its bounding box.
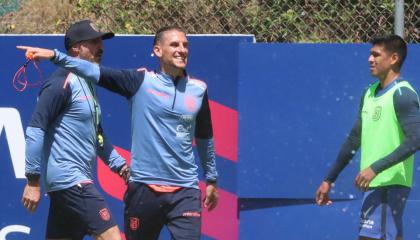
[94,225,121,240]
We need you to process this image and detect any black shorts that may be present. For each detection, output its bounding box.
[46,183,117,239]
[124,182,202,240]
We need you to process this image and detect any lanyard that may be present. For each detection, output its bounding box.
[85,80,100,129]
[77,76,103,147]
[13,57,43,92]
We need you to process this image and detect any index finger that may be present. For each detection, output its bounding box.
[355,173,362,186]
[16,45,32,50]
[315,190,322,202]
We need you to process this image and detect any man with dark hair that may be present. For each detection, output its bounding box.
[21,20,128,240]
[371,35,407,68]
[18,25,219,239]
[315,34,420,240]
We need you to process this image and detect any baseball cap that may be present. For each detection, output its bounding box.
[64,20,114,50]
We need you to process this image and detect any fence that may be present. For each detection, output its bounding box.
[0,0,419,43]
[0,0,23,16]
[75,0,420,42]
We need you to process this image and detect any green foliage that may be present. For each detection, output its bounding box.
[1,0,418,43]
[0,0,23,16]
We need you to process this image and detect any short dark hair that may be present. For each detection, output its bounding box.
[153,26,186,46]
[371,35,407,68]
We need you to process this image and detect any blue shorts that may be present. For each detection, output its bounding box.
[124,182,202,240]
[46,183,117,239]
[359,185,410,239]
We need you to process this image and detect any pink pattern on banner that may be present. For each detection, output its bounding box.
[98,146,130,200]
[199,182,238,240]
[209,100,238,162]
[98,156,238,239]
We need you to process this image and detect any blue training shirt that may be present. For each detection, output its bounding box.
[25,68,126,192]
[52,50,218,189]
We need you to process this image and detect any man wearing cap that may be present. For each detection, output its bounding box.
[21,20,128,240]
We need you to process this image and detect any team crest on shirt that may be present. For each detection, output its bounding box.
[176,124,191,139]
[176,115,194,139]
[130,217,140,230]
[184,95,197,112]
[99,208,111,221]
[372,106,382,121]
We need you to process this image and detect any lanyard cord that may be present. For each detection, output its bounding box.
[13,58,43,92]
[86,80,100,129]
[76,76,100,134]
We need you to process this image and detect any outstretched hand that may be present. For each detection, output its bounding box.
[315,181,333,206]
[16,46,55,61]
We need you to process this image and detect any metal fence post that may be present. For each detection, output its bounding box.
[395,0,405,38]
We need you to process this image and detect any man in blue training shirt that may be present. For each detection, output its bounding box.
[21,20,129,240]
[18,26,219,239]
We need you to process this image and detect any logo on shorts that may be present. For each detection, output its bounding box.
[182,211,201,217]
[360,219,375,229]
[130,217,140,230]
[99,208,111,221]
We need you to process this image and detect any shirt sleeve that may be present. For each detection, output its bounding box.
[324,92,364,183]
[25,127,45,176]
[370,86,420,173]
[99,67,144,98]
[195,91,218,182]
[195,91,213,139]
[52,50,143,98]
[96,125,127,173]
[29,74,72,130]
[52,50,100,83]
[25,72,72,176]
[324,118,361,183]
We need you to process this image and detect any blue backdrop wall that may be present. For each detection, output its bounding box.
[238,43,420,239]
[1,35,420,240]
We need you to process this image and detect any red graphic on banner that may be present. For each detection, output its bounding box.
[209,100,238,162]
